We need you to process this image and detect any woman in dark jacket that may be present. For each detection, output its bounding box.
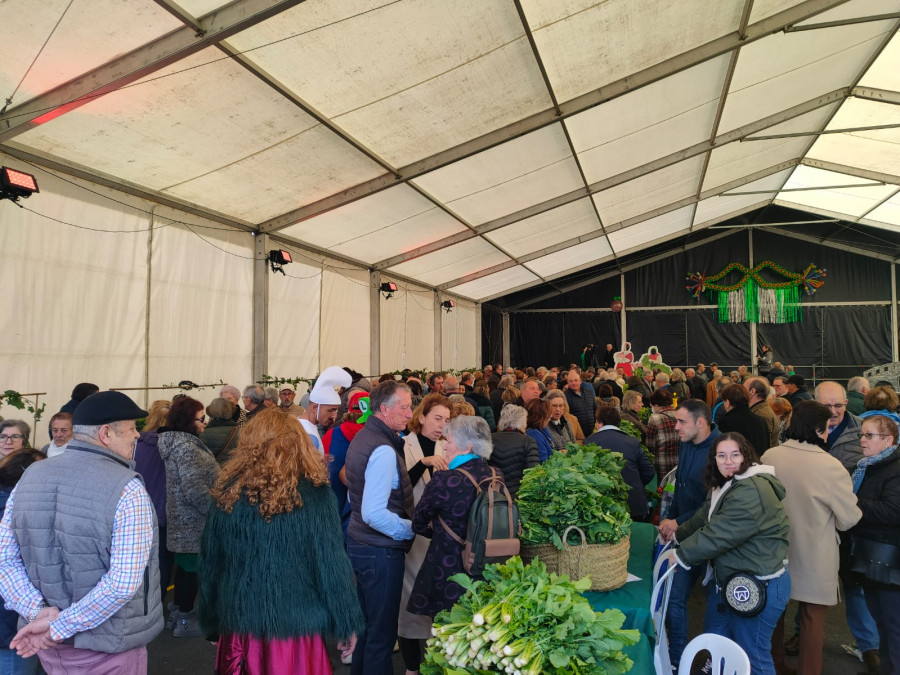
[0,449,44,675]
[489,404,539,498]
[620,390,647,442]
[465,379,497,431]
[200,409,362,673]
[848,412,900,674]
[134,399,173,604]
[158,396,219,637]
[408,416,499,620]
[198,397,240,464]
[525,399,554,463]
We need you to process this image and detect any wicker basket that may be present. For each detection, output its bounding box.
[520,525,630,591]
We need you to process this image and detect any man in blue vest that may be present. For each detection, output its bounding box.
[345,380,415,675]
[0,391,163,674]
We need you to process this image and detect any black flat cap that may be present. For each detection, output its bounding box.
[72,391,148,426]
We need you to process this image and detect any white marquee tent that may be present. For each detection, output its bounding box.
[2,0,899,438]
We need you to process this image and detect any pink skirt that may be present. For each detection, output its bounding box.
[215,633,332,675]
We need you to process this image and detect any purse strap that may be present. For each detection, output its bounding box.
[437,467,494,545]
[213,425,238,459]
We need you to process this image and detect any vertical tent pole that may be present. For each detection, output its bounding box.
[475,302,483,368]
[749,228,758,372]
[370,270,381,377]
[620,273,627,344]
[144,207,155,409]
[253,233,269,383]
[434,291,443,372]
[892,263,898,363]
[502,312,510,368]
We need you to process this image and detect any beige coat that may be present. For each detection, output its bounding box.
[761,440,861,605]
[398,433,445,638]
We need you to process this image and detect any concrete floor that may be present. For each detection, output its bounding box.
[147,591,868,674]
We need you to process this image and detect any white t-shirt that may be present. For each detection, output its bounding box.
[298,418,323,455]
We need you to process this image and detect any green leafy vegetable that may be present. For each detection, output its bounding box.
[421,556,639,675]
[517,445,632,549]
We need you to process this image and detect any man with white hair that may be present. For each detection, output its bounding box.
[442,375,460,396]
[0,391,162,673]
[846,376,870,416]
[241,385,266,421]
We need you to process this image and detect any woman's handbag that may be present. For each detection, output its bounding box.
[721,572,767,617]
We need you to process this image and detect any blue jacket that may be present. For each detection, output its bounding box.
[668,424,720,525]
[526,428,555,463]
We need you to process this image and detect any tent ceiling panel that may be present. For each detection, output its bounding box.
[521,0,744,103]
[865,193,900,228]
[702,104,840,191]
[749,0,811,24]
[225,0,551,167]
[564,55,730,184]
[606,205,695,256]
[483,198,600,259]
[717,19,895,134]
[525,238,614,279]
[859,30,900,90]
[778,164,898,216]
[793,0,900,26]
[448,265,540,301]
[11,49,345,195]
[0,0,181,101]
[385,237,511,287]
[592,156,706,226]
[279,184,467,263]
[175,0,235,16]
[805,99,900,177]
[410,124,582,225]
[694,170,793,225]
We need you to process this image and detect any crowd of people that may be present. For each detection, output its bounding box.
[0,356,895,675]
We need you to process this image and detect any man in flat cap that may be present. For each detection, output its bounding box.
[0,391,163,673]
[277,382,304,417]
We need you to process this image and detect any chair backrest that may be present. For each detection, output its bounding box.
[678,633,751,675]
[651,557,676,674]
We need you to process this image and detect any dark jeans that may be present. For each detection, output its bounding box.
[865,586,900,675]
[348,542,406,675]
[158,527,174,603]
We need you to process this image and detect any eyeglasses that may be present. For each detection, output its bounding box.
[0,434,24,442]
[860,432,891,440]
[195,415,206,424]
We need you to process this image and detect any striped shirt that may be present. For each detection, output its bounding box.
[0,477,154,641]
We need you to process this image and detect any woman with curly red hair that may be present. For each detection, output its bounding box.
[199,408,362,674]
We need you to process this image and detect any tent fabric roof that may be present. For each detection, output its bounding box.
[2,0,899,302]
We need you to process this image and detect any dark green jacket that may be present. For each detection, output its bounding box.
[847,391,866,417]
[199,478,363,640]
[675,466,790,583]
[199,420,240,464]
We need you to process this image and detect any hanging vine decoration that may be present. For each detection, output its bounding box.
[686,261,826,324]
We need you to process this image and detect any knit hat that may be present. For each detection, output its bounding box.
[349,391,371,423]
[72,391,148,426]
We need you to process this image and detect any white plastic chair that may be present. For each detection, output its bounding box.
[678,633,751,675]
[651,543,676,675]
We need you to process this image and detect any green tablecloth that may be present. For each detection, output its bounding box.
[583,521,657,674]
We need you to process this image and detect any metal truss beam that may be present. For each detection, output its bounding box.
[0,0,309,142]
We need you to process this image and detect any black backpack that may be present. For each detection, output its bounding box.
[439,466,520,577]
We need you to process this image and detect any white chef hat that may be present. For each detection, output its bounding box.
[309,366,352,405]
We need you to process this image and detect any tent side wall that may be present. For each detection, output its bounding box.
[0,154,474,445]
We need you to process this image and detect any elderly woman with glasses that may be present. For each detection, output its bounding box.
[407,417,498,625]
[844,412,900,674]
[0,420,30,457]
[158,396,219,638]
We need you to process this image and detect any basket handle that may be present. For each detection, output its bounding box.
[562,525,587,549]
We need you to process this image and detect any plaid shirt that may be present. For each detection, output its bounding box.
[647,406,679,480]
[0,477,154,641]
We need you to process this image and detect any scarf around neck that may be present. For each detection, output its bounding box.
[852,445,896,493]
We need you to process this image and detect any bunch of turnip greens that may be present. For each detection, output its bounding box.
[421,556,638,675]
[517,444,632,549]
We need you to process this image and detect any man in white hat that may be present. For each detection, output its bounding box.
[300,366,352,453]
[277,383,303,417]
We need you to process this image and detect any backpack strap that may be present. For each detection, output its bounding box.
[437,466,484,546]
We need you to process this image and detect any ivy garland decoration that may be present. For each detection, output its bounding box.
[686,261,826,324]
